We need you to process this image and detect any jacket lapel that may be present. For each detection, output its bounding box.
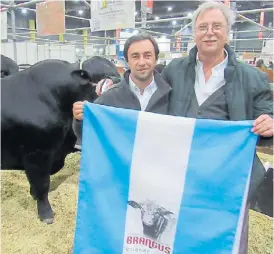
[146,72,171,112]
[173,44,247,120]
[223,44,247,120]
[182,62,196,115]
[121,70,171,112]
[169,47,196,116]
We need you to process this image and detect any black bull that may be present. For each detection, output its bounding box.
[1,56,120,224]
[1,54,19,78]
[128,200,173,240]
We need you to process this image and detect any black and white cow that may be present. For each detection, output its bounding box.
[128,200,174,240]
[1,56,120,224]
[1,54,19,78]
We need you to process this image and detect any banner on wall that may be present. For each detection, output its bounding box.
[146,0,154,14]
[258,12,265,40]
[176,32,182,52]
[90,0,135,32]
[116,28,123,59]
[36,0,65,36]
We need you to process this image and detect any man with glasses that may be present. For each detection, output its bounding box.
[85,2,272,252]
[161,2,273,253]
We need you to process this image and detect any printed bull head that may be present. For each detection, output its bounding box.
[128,200,173,240]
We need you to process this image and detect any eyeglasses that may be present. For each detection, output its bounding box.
[196,23,227,34]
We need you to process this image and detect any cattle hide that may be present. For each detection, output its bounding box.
[1,56,120,224]
[81,56,120,84]
[250,167,273,217]
[1,54,19,78]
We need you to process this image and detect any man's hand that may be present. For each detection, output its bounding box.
[96,78,114,96]
[73,101,85,121]
[252,114,274,137]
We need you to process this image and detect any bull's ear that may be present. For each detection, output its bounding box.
[71,70,90,86]
[128,201,141,209]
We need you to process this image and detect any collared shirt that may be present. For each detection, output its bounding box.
[194,49,228,106]
[129,75,157,111]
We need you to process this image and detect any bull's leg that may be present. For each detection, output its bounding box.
[23,151,54,224]
[30,185,37,200]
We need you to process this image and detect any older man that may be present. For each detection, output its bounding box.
[161,2,273,253]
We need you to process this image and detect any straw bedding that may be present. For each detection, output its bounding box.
[1,152,273,254]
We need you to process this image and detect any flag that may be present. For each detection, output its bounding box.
[36,0,65,36]
[73,103,257,254]
[258,12,265,40]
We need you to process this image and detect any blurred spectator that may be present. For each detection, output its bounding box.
[256,59,267,71]
[268,61,273,70]
[256,60,273,83]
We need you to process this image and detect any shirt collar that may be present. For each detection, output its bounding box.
[129,75,156,94]
[196,49,228,71]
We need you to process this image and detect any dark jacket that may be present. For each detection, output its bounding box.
[162,44,273,199]
[72,70,171,144]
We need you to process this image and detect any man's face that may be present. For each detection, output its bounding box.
[127,39,157,82]
[194,8,228,56]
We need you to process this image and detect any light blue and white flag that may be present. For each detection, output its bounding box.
[73,103,257,254]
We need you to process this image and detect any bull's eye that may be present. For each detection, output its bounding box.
[79,71,89,80]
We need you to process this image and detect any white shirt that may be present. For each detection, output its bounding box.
[194,49,228,106]
[129,75,157,111]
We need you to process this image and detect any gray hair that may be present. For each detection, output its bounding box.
[192,2,236,35]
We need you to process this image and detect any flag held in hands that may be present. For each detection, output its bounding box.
[73,103,257,254]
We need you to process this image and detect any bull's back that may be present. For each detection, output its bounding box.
[1,72,61,131]
[1,55,19,77]
[1,66,74,170]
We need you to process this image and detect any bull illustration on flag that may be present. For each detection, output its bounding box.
[127,200,175,241]
[73,103,257,254]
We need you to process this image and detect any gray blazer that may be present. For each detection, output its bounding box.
[72,70,171,145]
[161,44,273,199]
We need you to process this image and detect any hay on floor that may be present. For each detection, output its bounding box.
[1,152,273,254]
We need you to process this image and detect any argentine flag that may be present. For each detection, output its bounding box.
[73,103,257,254]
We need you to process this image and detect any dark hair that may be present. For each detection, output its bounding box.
[154,64,165,74]
[256,59,263,68]
[123,33,160,62]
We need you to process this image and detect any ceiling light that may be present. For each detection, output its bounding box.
[187,12,193,18]
[133,30,139,35]
[99,48,104,53]
[168,7,172,11]
[172,20,177,25]
[155,16,159,20]
[135,11,138,16]
[21,8,27,14]
[78,10,83,15]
